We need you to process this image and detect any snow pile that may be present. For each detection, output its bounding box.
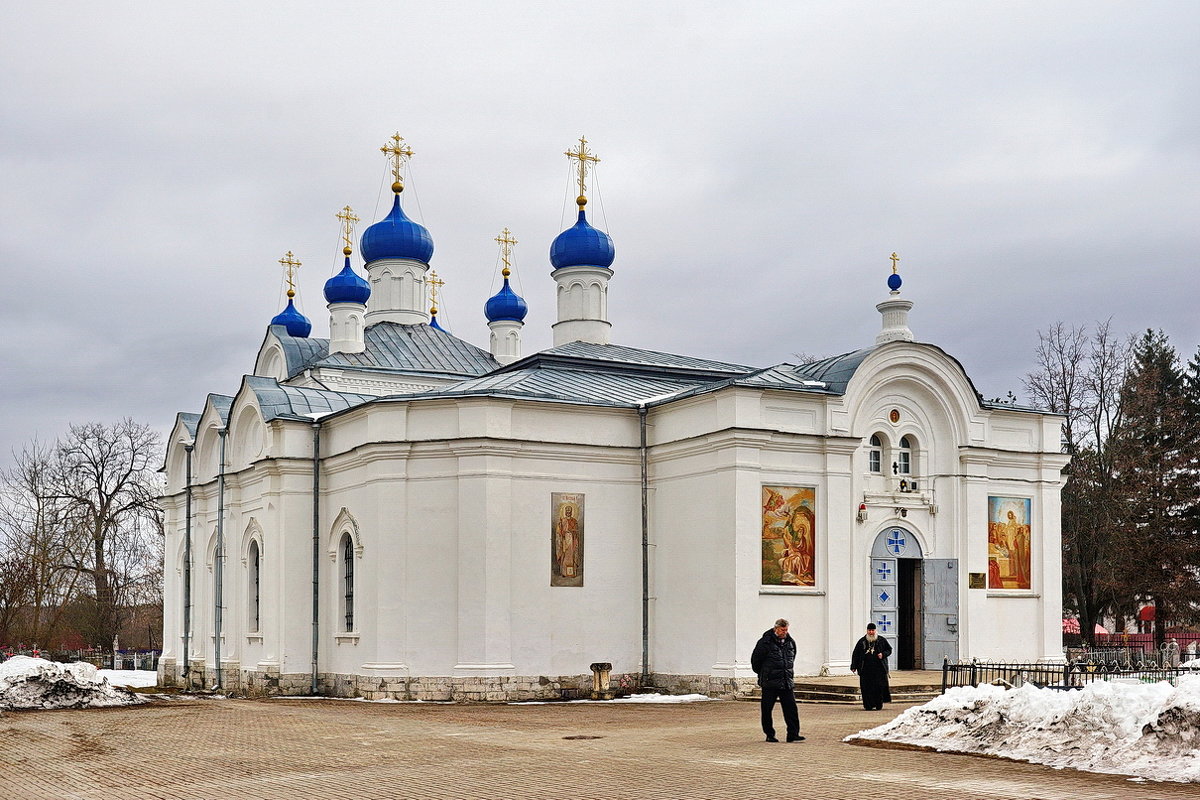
[602,692,714,704]
[0,656,146,711]
[846,676,1200,783]
[97,669,158,689]
[515,692,715,705]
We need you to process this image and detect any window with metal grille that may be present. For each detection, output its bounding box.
[248,540,260,633]
[341,533,354,632]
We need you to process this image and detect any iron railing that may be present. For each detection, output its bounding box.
[0,648,160,670]
[941,657,1200,693]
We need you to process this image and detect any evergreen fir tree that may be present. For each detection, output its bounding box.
[1117,330,1200,644]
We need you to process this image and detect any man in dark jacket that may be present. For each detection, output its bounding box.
[750,618,803,742]
[850,622,892,710]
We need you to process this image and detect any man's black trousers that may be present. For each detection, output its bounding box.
[760,685,799,739]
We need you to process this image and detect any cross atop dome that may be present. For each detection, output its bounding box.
[381,132,415,194]
[495,227,518,277]
[270,250,311,337]
[565,135,600,210]
[887,251,903,293]
[337,205,360,255]
[427,270,445,329]
[278,251,302,299]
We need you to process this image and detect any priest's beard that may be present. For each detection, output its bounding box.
[865,633,878,643]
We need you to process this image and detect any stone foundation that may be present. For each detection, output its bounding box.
[651,673,759,698]
[155,664,757,701]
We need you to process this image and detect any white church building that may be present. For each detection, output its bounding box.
[158,136,1068,699]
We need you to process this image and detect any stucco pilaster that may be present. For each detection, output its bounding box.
[454,453,515,672]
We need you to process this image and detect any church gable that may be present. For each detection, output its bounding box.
[191,394,234,484]
[253,325,328,381]
[842,342,986,446]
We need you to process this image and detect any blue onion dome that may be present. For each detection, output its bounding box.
[360,193,434,263]
[550,209,615,270]
[323,254,371,304]
[270,296,312,338]
[887,272,902,291]
[485,273,528,322]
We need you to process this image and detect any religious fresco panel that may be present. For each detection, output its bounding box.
[987,496,1032,590]
[551,492,584,587]
[761,486,816,586]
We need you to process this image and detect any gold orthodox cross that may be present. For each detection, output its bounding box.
[890,252,900,273]
[380,132,415,190]
[278,251,302,298]
[427,270,444,314]
[564,136,600,208]
[336,205,360,254]
[495,227,518,277]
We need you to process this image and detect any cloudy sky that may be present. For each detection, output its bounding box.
[1,2,1196,460]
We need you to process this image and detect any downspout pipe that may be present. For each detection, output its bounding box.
[311,419,321,695]
[183,442,194,687]
[215,428,227,690]
[639,404,650,687]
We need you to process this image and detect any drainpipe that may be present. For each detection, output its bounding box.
[639,404,650,687]
[183,442,194,686]
[311,420,321,695]
[215,428,227,690]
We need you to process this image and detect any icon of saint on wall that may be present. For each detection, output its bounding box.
[761,486,816,586]
[987,496,1032,590]
[551,492,584,587]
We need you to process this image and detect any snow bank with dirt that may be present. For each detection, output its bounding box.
[846,675,1200,783]
[0,655,145,711]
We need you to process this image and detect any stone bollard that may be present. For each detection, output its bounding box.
[589,662,614,700]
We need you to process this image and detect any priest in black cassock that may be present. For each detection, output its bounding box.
[850,622,892,710]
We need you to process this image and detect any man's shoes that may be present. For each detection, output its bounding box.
[786,735,806,742]
[764,736,779,742]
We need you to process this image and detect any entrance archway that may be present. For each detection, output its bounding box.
[869,526,959,669]
[870,527,923,669]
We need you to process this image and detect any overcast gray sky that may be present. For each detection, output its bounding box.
[2,1,1197,461]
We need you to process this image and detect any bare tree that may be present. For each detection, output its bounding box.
[0,550,34,646]
[0,440,81,645]
[50,420,164,648]
[1024,321,1133,645]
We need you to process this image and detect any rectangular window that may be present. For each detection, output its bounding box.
[869,451,881,473]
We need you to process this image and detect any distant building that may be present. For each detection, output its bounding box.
[158,136,1068,699]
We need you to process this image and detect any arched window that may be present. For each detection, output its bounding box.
[868,434,883,473]
[897,435,913,475]
[340,533,355,632]
[248,540,261,633]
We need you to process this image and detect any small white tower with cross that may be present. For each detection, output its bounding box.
[550,136,615,347]
[326,205,369,355]
[486,227,527,365]
[362,133,436,326]
[876,252,915,344]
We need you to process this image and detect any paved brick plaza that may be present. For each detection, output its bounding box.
[1,696,1192,799]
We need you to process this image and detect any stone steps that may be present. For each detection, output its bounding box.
[746,681,943,705]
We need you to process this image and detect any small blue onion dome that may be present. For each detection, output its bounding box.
[429,310,444,330]
[323,256,371,304]
[887,272,902,291]
[550,209,614,270]
[270,297,312,338]
[484,276,528,322]
[360,194,434,264]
